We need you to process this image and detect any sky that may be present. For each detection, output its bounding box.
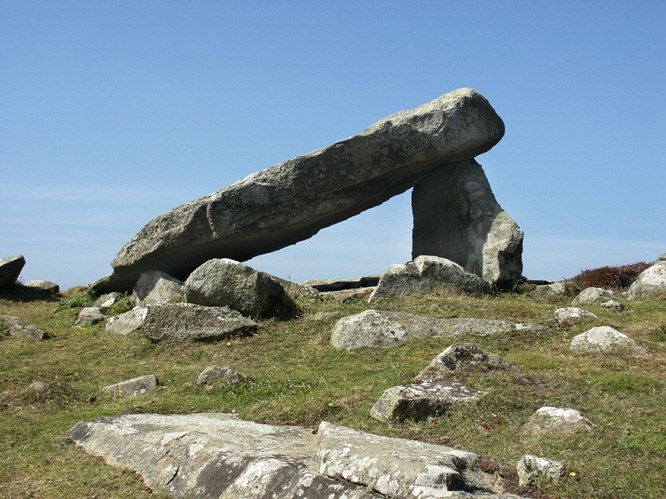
[1,1,665,290]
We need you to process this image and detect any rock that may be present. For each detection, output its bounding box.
[194,366,246,388]
[140,303,257,342]
[75,307,105,326]
[24,279,59,294]
[0,255,25,288]
[0,315,49,340]
[330,309,544,350]
[321,287,376,303]
[530,281,571,300]
[570,325,644,354]
[628,261,666,300]
[412,160,523,289]
[521,407,592,436]
[101,374,158,396]
[600,299,624,311]
[312,311,344,321]
[516,455,567,487]
[91,88,506,293]
[415,343,511,382]
[368,255,488,302]
[572,287,615,306]
[370,380,481,422]
[270,276,320,299]
[554,307,597,326]
[134,270,185,306]
[185,259,299,319]
[656,252,666,263]
[28,381,53,394]
[105,307,148,336]
[93,292,124,309]
[67,414,524,499]
[303,276,381,292]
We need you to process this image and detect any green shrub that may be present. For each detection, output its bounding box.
[54,292,95,313]
[568,262,651,290]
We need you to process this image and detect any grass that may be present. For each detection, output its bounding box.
[1,284,665,498]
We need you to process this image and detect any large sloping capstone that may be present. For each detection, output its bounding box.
[92,88,505,292]
[67,413,525,498]
[0,255,25,288]
[412,160,523,289]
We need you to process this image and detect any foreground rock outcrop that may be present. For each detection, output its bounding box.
[412,160,523,289]
[92,88,505,292]
[68,413,524,498]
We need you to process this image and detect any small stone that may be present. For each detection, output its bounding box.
[415,343,511,382]
[0,315,49,340]
[195,366,246,388]
[24,280,60,294]
[101,374,158,396]
[516,454,567,487]
[572,287,615,307]
[312,311,344,321]
[600,299,624,311]
[28,381,53,394]
[570,325,644,354]
[554,307,597,326]
[530,281,571,300]
[93,292,124,309]
[521,406,592,436]
[105,307,148,336]
[75,307,105,326]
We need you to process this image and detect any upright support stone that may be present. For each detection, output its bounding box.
[411,159,523,289]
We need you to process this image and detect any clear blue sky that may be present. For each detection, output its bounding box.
[1,1,665,290]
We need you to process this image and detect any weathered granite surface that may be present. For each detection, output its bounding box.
[0,314,49,340]
[0,255,25,288]
[92,88,505,292]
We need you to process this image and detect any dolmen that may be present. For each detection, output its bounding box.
[92,88,522,294]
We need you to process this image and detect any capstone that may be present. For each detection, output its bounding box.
[0,255,25,288]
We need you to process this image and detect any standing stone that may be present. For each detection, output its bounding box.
[185,259,299,319]
[0,255,25,288]
[412,160,523,289]
[91,88,506,293]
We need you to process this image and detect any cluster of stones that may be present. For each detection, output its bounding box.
[0,254,60,294]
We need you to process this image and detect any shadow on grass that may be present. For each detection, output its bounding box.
[0,284,60,303]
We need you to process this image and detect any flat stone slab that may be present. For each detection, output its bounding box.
[330,309,545,350]
[67,413,525,498]
[24,279,60,293]
[92,88,505,292]
[101,374,158,396]
[370,380,481,422]
[0,314,49,340]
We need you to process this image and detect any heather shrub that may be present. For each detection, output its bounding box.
[568,262,651,290]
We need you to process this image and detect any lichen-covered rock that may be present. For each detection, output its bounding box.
[105,307,148,336]
[75,307,105,326]
[600,299,624,311]
[134,270,185,306]
[195,366,246,388]
[93,292,124,309]
[370,380,481,422]
[516,455,567,487]
[554,307,597,326]
[330,309,544,350]
[628,261,666,300]
[24,279,60,294]
[369,255,488,302]
[412,160,523,290]
[572,287,615,307]
[92,89,506,293]
[521,407,592,436]
[141,303,257,342]
[0,314,49,340]
[101,374,158,396]
[0,254,25,288]
[570,325,644,354]
[185,259,299,320]
[530,282,571,300]
[28,381,53,394]
[415,343,511,382]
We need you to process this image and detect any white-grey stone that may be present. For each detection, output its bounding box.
[134,270,185,306]
[370,380,481,422]
[185,259,299,320]
[24,279,60,293]
[600,299,624,311]
[0,314,49,340]
[412,160,523,289]
[628,261,666,300]
[530,282,571,300]
[75,307,105,326]
[521,407,592,436]
[516,455,567,487]
[68,414,525,499]
[368,255,489,302]
[93,292,124,309]
[195,366,246,387]
[570,325,644,354]
[105,307,148,336]
[91,88,506,293]
[101,374,158,396]
[572,287,615,307]
[415,343,511,382]
[28,381,53,394]
[554,307,597,326]
[0,254,25,288]
[330,309,544,350]
[321,287,376,303]
[140,302,257,343]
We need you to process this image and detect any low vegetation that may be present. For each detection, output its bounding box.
[1,276,665,499]
[567,261,651,291]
